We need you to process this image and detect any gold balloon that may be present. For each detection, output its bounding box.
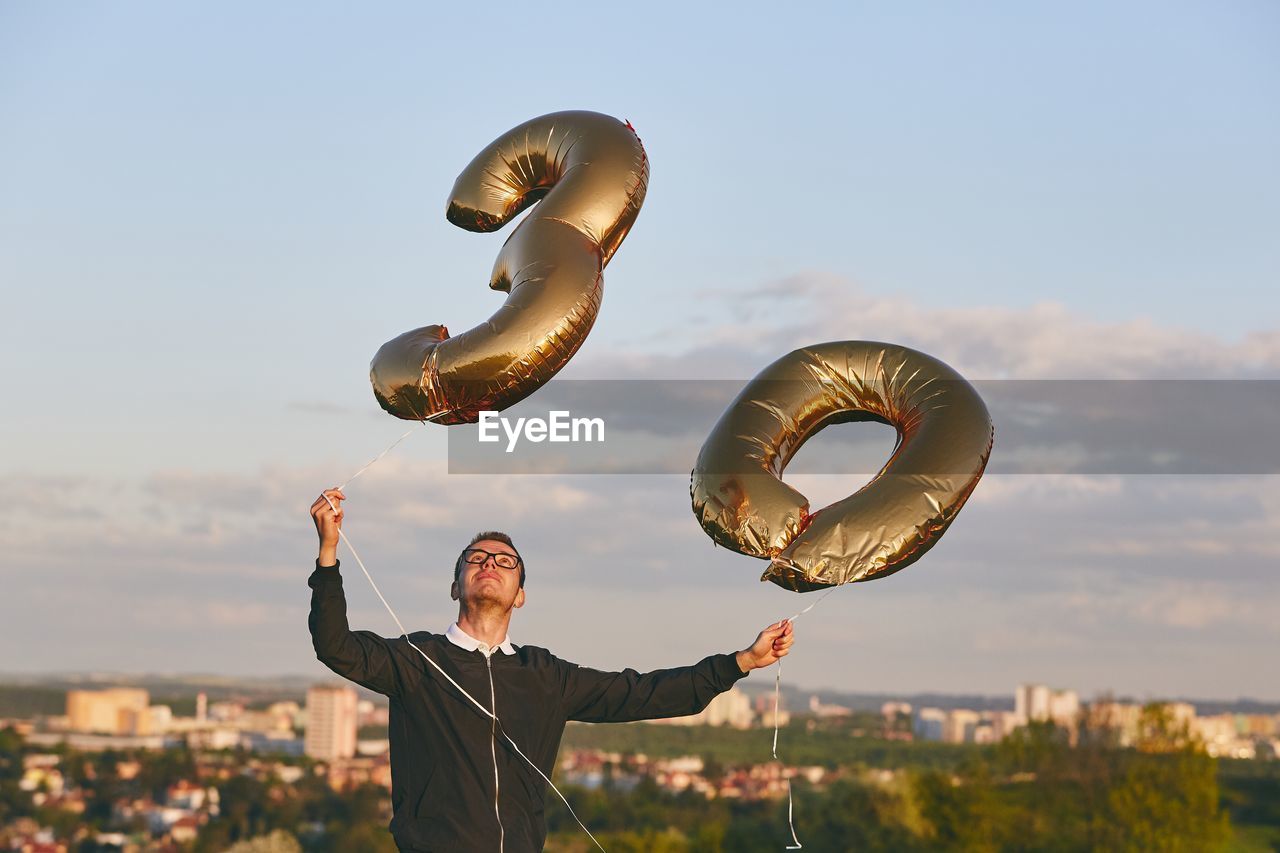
[370,111,649,424]
[691,342,994,592]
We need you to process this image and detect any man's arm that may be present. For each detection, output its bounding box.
[558,621,794,723]
[307,489,409,698]
[308,559,410,698]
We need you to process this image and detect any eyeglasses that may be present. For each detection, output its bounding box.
[461,548,522,571]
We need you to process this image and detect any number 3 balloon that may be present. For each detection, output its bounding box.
[691,342,994,592]
[370,111,648,425]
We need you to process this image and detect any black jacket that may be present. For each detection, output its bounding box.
[307,560,748,852]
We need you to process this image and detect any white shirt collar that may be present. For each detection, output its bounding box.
[445,621,515,656]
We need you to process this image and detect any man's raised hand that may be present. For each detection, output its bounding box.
[735,620,795,674]
[310,488,345,566]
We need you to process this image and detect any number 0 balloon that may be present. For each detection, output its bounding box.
[691,342,994,591]
[370,111,648,425]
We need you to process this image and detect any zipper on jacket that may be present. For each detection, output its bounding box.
[481,644,504,853]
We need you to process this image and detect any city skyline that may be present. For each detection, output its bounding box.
[15,678,1279,762]
[5,669,1277,713]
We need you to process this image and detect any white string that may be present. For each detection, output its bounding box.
[336,426,416,491]
[770,658,802,850]
[769,583,840,850]
[320,424,607,852]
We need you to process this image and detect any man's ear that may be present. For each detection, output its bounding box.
[450,580,460,602]
[513,587,526,610]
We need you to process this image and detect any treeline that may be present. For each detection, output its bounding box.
[547,711,1280,852]
[561,716,976,770]
[191,772,395,853]
[0,686,66,719]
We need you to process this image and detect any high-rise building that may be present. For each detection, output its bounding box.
[989,710,1022,740]
[643,687,754,729]
[305,685,358,761]
[66,688,150,735]
[807,695,852,718]
[1016,684,1079,728]
[1015,684,1052,724]
[945,709,982,744]
[881,701,912,719]
[705,687,753,728]
[1087,701,1143,746]
[1049,690,1080,725]
[1166,701,1197,729]
[914,708,946,741]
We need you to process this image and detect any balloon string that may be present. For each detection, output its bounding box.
[337,426,415,491]
[320,413,607,853]
[337,402,456,490]
[770,585,839,850]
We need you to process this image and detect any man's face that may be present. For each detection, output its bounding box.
[452,538,526,612]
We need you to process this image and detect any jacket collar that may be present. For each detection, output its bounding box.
[445,621,515,656]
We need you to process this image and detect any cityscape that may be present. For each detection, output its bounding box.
[2,677,1276,850]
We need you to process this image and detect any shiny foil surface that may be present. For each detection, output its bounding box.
[370,111,649,424]
[691,342,995,592]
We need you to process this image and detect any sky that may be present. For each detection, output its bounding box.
[2,1,1278,702]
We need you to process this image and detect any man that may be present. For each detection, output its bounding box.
[308,488,795,852]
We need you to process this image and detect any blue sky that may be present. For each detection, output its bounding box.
[2,2,1278,700]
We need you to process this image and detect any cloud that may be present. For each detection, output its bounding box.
[1060,578,1277,634]
[131,597,292,630]
[569,274,1280,380]
[1134,585,1239,631]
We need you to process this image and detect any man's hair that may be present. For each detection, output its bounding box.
[454,531,525,588]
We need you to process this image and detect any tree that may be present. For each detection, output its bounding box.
[1096,704,1229,852]
[0,726,32,824]
[331,822,398,853]
[689,819,725,853]
[223,829,303,853]
[913,767,1005,852]
[778,778,926,852]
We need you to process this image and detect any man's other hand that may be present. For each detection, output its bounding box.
[736,620,795,673]
[310,488,345,566]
